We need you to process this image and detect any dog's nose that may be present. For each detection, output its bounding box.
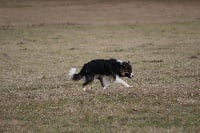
[130,73,134,78]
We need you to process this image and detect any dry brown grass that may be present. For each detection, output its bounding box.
[0,0,200,26]
[0,22,200,133]
[0,0,200,132]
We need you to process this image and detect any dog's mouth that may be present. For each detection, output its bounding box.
[125,73,134,78]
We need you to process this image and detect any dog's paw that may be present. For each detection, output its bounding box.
[83,87,86,91]
[126,85,133,88]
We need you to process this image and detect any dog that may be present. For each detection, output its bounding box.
[69,59,134,90]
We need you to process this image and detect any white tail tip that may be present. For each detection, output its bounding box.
[69,68,76,79]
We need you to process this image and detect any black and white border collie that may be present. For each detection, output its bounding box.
[69,59,134,90]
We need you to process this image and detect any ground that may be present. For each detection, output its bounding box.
[0,0,200,132]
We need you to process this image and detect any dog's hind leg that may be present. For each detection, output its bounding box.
[82,75,94,90]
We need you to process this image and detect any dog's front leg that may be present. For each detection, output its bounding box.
[115,75,130,88]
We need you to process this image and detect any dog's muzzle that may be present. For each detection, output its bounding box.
[130,73,134,78]
[125,73,134,78]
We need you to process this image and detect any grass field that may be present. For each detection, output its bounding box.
[0,0,200,133]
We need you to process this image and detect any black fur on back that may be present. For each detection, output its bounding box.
[77,59,122,78]
[72,74,83,81]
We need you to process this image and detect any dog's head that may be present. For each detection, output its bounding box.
[120,61,134,78]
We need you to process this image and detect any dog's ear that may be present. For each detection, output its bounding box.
[128,61,130,64]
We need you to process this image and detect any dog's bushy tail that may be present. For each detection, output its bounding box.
[69,68,83,81]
